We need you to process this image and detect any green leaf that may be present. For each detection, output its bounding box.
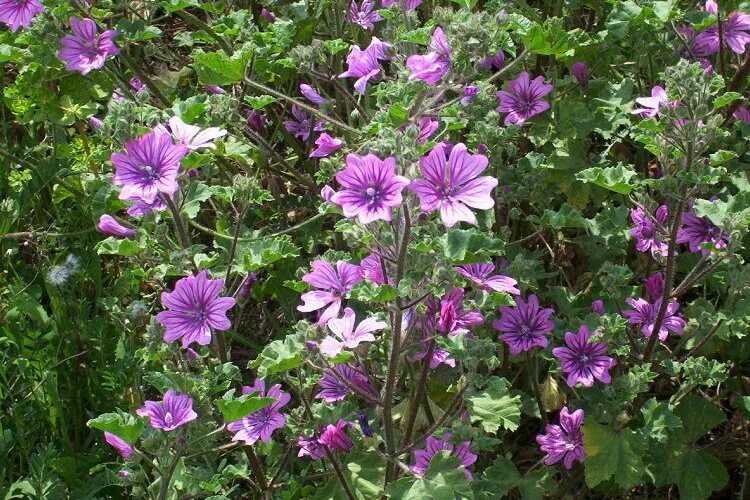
[441,228,505,263]
[640,398,682,442]
[322,38,350,55]
[694,193,750,229]
[520,19,576,57]
[576,165,638,194]
[466,377,521,433]
[709,150,738,166]
[350,282,398,302]
[517,468,555,500]
[386,452,472,499]
[737,396,750,420]
[233,236,300,272]
[87,412,145,444]
[243,95,278,110]
[652,0,675,22]
[474,457,520,499]
[160,0,200,12]
[216,393,275,423]
[96,236,141,256]
[192,44,252,85]
[537,203,590,229]
[673,450,729,500]
[181,182,214,219]
[674,394,725,442]
[713,92,742,110]
[343,451,386,499]
[583,418,645,489]
[450,0,478,10]
[606,1,643,38]
[249,332,305,377]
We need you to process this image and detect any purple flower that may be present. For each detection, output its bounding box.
[310,133,343,158]
[734,106,750,124]
[496,72,553,126]
[319,307,387,357]
[112,77,145,102]
[298,435,325,459]
[406,27,451,85]
[118,470,130,478]
[643,272,664,301]
[298,260,364,326]
[348,0,383,31]
[381,0,421,9]
[630,206,669,258]
[315,363,375,402]
[694,12,750,55]
[412,337,456,369]
[705,0,718,14]
[434,288,484,336]
[260,8,275,21]
[461,85,479,105]
[283,104,325,141]
[339,37,391,94]
[111,131,188,204]
[319,420,353,452]
[357,412,374,437]
[677,201,730,255]
[536,406,585,469]
[493,294,554,355]
[321,185,336,202]
[330,153,410,224]
[184,347,199,360]
[416,116,439,144]
[360,253,387,285]
[154,116,227,151]
[126,196,167,217]
[300,84,327,105]
[455,263,520,295]
[98,214,135,238]
[552,325,616,388]
[227,380,290,445]
[571,62,588,86]
[631,86,682,117]
[408,142,497,227]
[58,17,119,75]
[204,85,225,94]
[89,116,104,130]
[239,272,257,298]
[155,271,237,348]
[480,51,505,71]
[0,0,43,31]
[590,300,606,315]
[411,434,477,481]
[623,297,686,341]
[104,432,133,459]
[246,110,268,132]
[136,389,197,431]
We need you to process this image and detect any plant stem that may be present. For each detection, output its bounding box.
[324,448,356,500]
[157,457,181,500]
[527,351,547,425]
[119,52,172,108]
[401,339,434,447]
[679,318,725,362]
[399,383,468,454]
[188,211,328,242]
[164,195,192,250]
[245,447,269,492]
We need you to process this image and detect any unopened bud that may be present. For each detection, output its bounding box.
[540,375,566,412]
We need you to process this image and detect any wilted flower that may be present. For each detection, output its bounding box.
[411,434,477,480]
[630,206,669,258]
[298,435,325,459]
[552,325,616,387]
[412,336,456,368]
[118,470,130,478]
[0,0,43,31]
[461,85,479,105]
[330,153,410,224]
[360,253,388,285]
[204,85,225,94]
[416,116,439,144]
[310,133,343,158]
[571,62,588,86]
[89,116,104,129]
[677,200,729,255]
[590,300,605,315]
[260,8,275,21]
[58,17,119,75]
[536,406,585,469]
[357,413,374,437]
[408,142,497,227]
[705,0,718,14]
[339,37,391,94]
[154,116,227,151]
[319,307,387,357]
[496,72,553,125]
[239,272,258,298]
[623,297,686,341]
[283,104,325,141]
[246,110,268,132]
[155,270,236,348]
[136,389,197,431]
[643,272,664,301]
[126,196,167,217]
[112,77,146,102]
[104,432,133,459]
[111,131,188,204]
[480,50,505,70]
[298,260,364,326]
[227,380,290,445]
[733,106,750,124]
[493,294,554,355]
[433,288,484,336]
[407,27,451,85]
[319,420,353,452]
[455,263,520,295]
[693,12,750,55]
[300,84,327,105]
[315,363,375,402]
[98,215,135,238]
[348,0,383,31]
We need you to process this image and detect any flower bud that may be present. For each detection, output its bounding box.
[540,375,566,412]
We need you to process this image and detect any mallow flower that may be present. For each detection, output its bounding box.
[536,406,585,469]
[631,86,679,118]
[454,263,520,295]
[227,380,290,445]
[348,0,383,31]
[310,133,343,158]
[623,297,686,341]
[0,0,44,31]
[552,325,616,388]
[315,363,375,402]
[411,434,477,480]
[98,215,135,238]
[339,37,391,94]
[319,307,387,357]
[406,27,451,85]
[283,105,324,141]
[408,142,497,227]
[154,116,227,151]
[677,200,729,255]
[297,260,364,326]
[630,206,669,258]
[493,294,554,355]
[319,420,354,452]
[58,17,119,75]
[693,12,750,55]
[104,432,133,459]
[136,389,197,431]
[496,72,553,125]
[299,84,327,105]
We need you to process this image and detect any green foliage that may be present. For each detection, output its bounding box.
[466,377,521,433]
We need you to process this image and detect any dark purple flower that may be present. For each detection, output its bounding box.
[300,84,327,105]
[298,260,364,326]
[111,131,188,204]
[411,434,477,480]
[58,17,119,75]
[126,196,167,217]
[552,325,616,387]
[381,0,421,9]
[480,50,505,71]
[155,270,237,348]
[319,420,353,452]
[227,380,290,445]
[493,294,554,355]
[315,363,375,402]
[360,253,387,285]
[104,432,133,459]
[677,201,730,255]
[0,0,43,31]
[298,435,325,459]
[283,104,325,141]
[319,307,387,357]
[536,406,585,469]
[436,288,484,336]
[416,116,439,144]
[260,8,275,21]
[246,110,268,132]
[412,337,456,368]
[496,72,553,126]
[571,62,588,86]
[348,0,383,31]
[89,116,104,130]
[623,297,686,341]
[339,37,391,94]
[734,106,750,124]
[455,263,520,295]
[310,133,343,158]
[204,85,225,94]
[357,413,374,437]
[408,142,497,227]
[136,389,197,431]
[461,85,479,105]
[693,12,750,55]
[330,152,410,224]
[407,27,451,85]
[630,206,669,258]
[98,214,135,239]
[239,272,257,298]
[643,272,664,301]
[590,300,606,315]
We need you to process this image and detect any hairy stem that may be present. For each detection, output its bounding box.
[401,338,435,447]
[324,448,356,500]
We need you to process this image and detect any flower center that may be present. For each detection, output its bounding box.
[520,324,532,336]
[164,412,174,425]
[641,223,655,238]
[141,164,161,180]
[578,353,590,366]
[366,187,380,204]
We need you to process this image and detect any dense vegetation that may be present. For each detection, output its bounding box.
[1,0,749,498]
